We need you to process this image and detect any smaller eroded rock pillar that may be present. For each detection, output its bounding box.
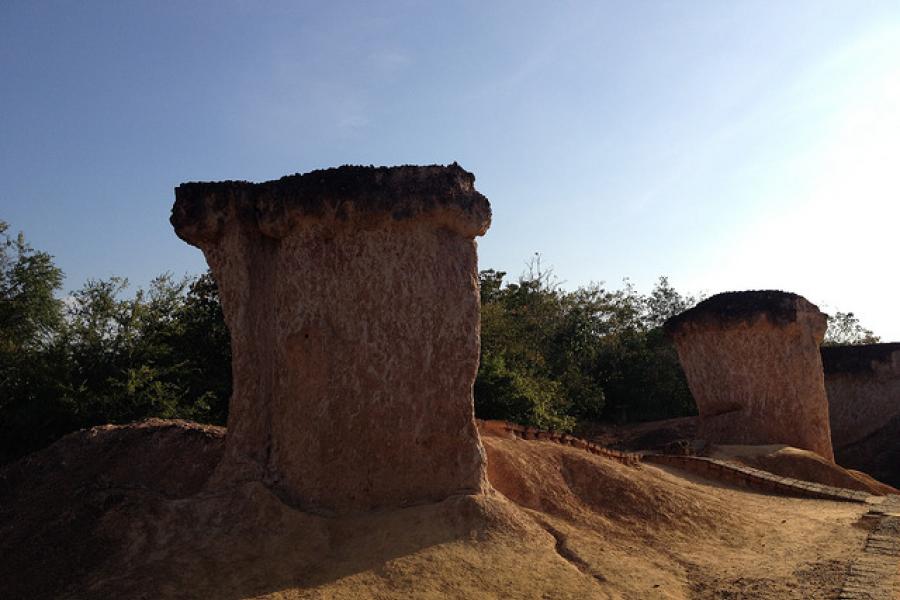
[664,291,834,460]
[822,343,900,451]
[171,165,491,511]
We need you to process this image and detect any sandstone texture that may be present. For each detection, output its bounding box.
[822,343,900,486]
[822,343,900,448]
[664,291,834,460]
[170,164,491,512]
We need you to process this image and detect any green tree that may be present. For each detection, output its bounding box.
[0,221,233,463]
[0,221,63,353]
[171,272,232,424]
[51,276,179,425]
[823,311,880,346]
[569,278,695,423]
[643,276,693,329]
[0,221,67,462]
[476,261,575,431]
[474,267,697,429]
[57,272,231,427]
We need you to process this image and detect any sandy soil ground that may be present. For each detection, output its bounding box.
[0,421,885,599]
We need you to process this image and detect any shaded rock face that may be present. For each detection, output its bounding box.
[665,291,834,461]
[171,165,491,512]
[822,343,900,485]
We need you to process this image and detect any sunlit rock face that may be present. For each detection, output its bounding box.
[665,291,834,461]
[822,343,900,484]
[171,164,491,512]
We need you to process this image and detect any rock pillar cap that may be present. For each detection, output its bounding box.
[171,163,491,246]
[821,343,900,375]
[664,290,824,336]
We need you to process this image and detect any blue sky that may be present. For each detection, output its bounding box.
[2,1,899,339]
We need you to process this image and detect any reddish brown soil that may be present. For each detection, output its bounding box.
[0,420,881,599]
[710,444,898,496]
[584,416,898,495]
[0,419,225,599]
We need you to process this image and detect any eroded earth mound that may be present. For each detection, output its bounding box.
[586,416,897,496]
[709,444,897,496]
[0,419,887,599]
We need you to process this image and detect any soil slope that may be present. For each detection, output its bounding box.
[0,420,878,599]
[585,416,898,494]
[709,444,898,496]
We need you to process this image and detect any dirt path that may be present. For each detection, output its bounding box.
[838,495,900,600]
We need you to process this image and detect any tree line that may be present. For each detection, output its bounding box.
[0,222,879,463]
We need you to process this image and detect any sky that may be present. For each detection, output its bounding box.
[2,1,899,339]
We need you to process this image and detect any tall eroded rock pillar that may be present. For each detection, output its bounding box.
[171,165,491,511]
[664,291,834,460]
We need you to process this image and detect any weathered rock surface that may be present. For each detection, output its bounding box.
[822,343,900,448]
[823,343,900,486]
[664,291,834,460]
[170,164,491,512]
[834,412,900,489]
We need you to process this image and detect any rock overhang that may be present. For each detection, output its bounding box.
[821,343,900,375]
[663,290,825,337]
[171,163,492,246]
